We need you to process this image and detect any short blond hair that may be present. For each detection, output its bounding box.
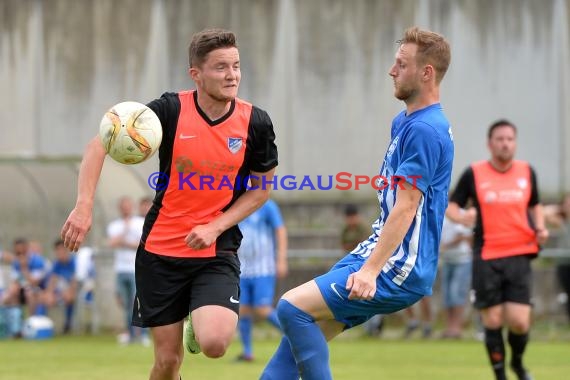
[399,27,451,84]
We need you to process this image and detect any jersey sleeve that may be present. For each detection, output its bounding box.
[265,200,284,229]
[450,167,475,207]
[146,92,180,135]
[394,122,442,194]
[247,106,278,173]
[528,165,540,207]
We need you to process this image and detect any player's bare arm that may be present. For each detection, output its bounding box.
[185,167,276,250]
[61,135,106,252]
[346,180,422,300]
[446,203,476,227]
[529,203,549,245]
[275,225,288,278]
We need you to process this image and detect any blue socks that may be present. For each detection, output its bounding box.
[35,303,47,316]
[262,299,331,380]
[64,304,74,332]
[260,336,299,380]
[238,315,253,357]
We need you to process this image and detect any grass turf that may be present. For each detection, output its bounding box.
[0,334,569,379]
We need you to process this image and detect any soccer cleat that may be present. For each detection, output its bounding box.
[511,365,533,380]
[183,315,201,354]
[403,320,419,339]
[235,353,254,362]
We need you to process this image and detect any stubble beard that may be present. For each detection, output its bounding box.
[394,84,417,102]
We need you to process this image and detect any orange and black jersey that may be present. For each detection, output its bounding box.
[141,91,278,258]
[450,161,540,260]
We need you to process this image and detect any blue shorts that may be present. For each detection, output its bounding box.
[441,261,472,308]
[315,254,423,328]
[240,275,276,307]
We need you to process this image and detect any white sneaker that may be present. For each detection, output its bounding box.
[183,315,201,354]
[141,335,151,347]
[116,332,130,346]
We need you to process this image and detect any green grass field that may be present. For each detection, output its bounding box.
[1,333,569,379]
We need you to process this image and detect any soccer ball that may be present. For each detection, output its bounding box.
[99,101,162,165]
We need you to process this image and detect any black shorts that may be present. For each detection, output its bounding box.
[471,255,533,309]
[132,247,241,328]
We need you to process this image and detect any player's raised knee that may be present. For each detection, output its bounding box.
[199,338,230,358]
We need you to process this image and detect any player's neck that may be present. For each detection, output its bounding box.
[489,158,513,172]
[405,87,439,115]
[195,92,232,121]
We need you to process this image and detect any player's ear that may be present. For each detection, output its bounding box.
[422,65,434,82]
[189,67,200,82]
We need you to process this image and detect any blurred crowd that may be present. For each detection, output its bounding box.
[1,195,569,342]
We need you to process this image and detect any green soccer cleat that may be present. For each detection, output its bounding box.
[183,315,201,354]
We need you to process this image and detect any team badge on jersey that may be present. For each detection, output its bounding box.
[228,137,243,154]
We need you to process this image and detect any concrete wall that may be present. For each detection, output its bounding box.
[1,0,569,200]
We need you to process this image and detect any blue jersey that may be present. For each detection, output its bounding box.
[238,199,284,278]
[51,257,76,283]
[351,103,454,295]
[11,253,48,287]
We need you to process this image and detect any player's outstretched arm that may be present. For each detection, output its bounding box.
[346,180,421,300]
[61,135,107,252]
[185,168,276,250]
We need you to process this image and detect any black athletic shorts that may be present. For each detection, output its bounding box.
[471,254,533,309]
[132,247,241,328]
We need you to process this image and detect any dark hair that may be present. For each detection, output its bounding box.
[53,239,65,248]
[487,119,517,139]
[344,204,359,216]
[188,28,237,68]
[398,27,451,84]
[13,237,28,246]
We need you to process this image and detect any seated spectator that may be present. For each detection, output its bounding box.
[0,249,15,300]
[1,238,48,317]
[43,239,77,334]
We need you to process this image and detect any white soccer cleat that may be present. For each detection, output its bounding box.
[183,315,201,354]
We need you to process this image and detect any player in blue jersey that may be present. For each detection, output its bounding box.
[260,26,453,380]
[236,199,288,362]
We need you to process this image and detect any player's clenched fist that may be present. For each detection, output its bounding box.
[346,268,377,300]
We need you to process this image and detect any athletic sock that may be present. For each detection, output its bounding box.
[64,303,74,332]
[508,330,530,378]
[238,316,253,357]
[275,299,331,380]
[260,336,299,380]
[485,328,507,380]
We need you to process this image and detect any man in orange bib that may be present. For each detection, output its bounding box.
[447,119,548,380]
